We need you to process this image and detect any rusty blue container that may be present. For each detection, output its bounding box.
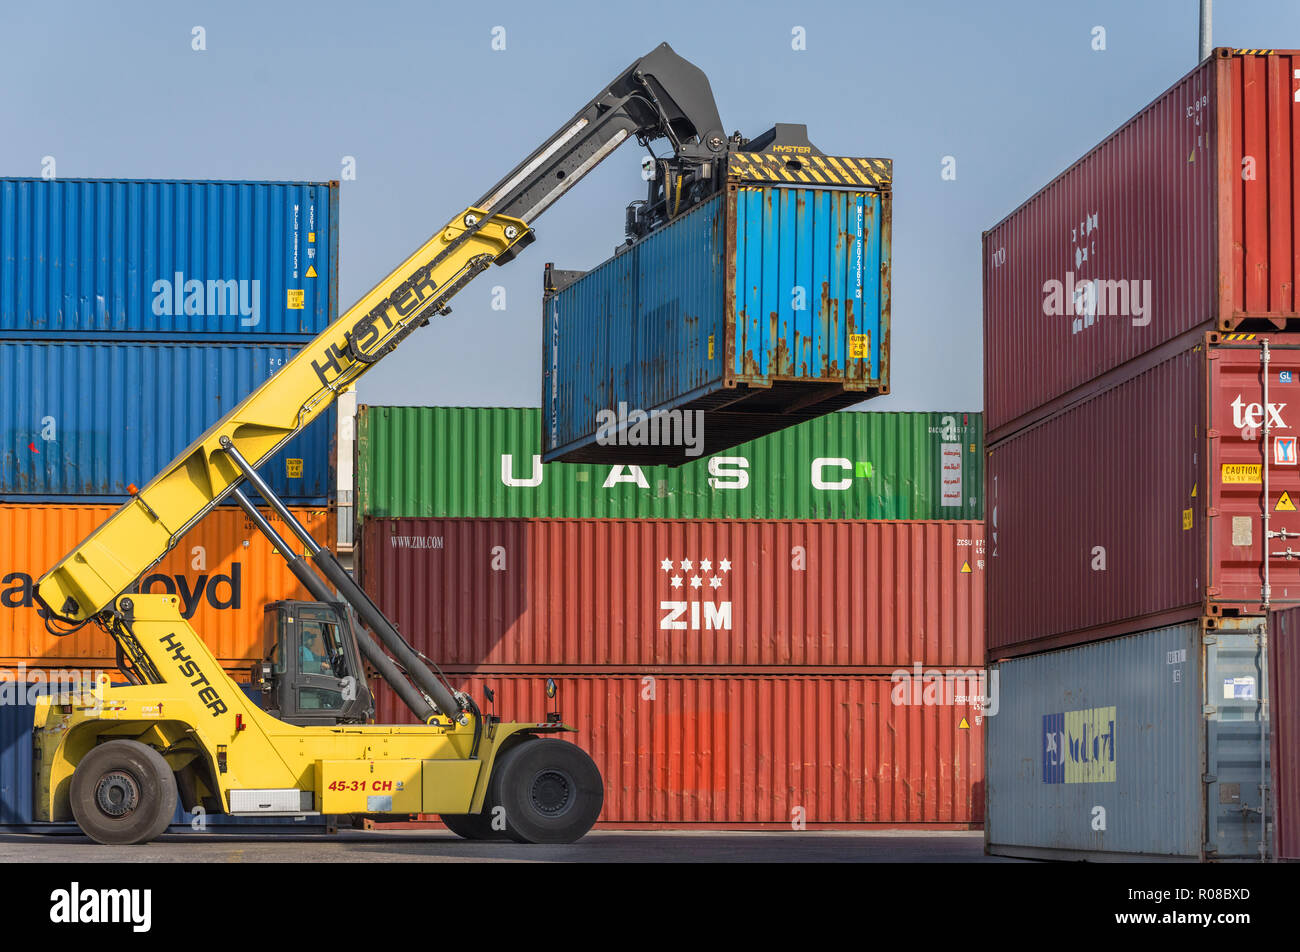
[0,178,337,339]
[543,166,891,465]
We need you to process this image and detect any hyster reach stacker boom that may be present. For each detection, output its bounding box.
[30,43,730,845]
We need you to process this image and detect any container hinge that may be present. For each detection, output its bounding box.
[1272,548,1300,560]
[1203,773,1218,784]
[1203,705,1217,716]
[1202,633,1218,645]
[1269,529,1300,540]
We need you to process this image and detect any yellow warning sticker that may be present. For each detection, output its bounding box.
[707,334,715,360]
[1222,463,1262,484]
[287,289,304,310]
[307,232,315,243]
[848,334,870,359]
[285,459,304,478]
[1191,482,1197,497]
[1182,508,1194,530]
[958,717,970,730]
[1279,492,1297,512]
[305,265,317,279]
[960,561,972,574]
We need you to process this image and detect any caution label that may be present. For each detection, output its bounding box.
[958,717,970,730]
[1279,492,1297,512]
[287,289,304,310]
[305,265,317,279]
[285,458,304,478]
[848,334,870,359]
[1222,463,1262,484]
[960,561,972,574]
[1182,508,1194,530]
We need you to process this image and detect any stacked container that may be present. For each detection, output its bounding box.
[356,406,987,828]
[0,178,342,828]
[982,49,1293,860]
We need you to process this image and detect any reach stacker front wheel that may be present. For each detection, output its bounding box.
[493,739,603,844]
[69,740,178,845]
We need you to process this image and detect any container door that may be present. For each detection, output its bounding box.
[1207,335,1300,615]
[1203,626,1271,859]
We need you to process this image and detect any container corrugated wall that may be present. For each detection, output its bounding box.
[0,504,334,665]
[544,182,890,464]
[0,178,338,339]
[358,406,982,520]
[0,339,334,501]
[986,620,1270,860]
[1271,606,1300,860]
[358,518,984,668]
[371,673,984,827]
[987,624,1203,859]
[983,49,1300,440]
[987,346,1202,657]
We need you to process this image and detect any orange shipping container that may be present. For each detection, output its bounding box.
[371,673,985,827]
[0,504,334,666]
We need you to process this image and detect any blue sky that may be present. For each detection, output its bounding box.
[4,0,1300,411]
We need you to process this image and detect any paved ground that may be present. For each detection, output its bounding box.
[0,828,1021,863]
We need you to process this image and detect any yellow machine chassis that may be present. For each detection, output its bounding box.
[33,595,550,822]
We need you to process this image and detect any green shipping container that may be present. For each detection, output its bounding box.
[356,403,982,520]
[356,407,983,521]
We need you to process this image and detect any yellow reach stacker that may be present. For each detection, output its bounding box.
[31,44,734,845]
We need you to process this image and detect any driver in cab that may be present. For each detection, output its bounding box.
[300,626,332,675]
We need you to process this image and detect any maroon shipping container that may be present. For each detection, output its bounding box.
[990,331,1300,657]
[370,673,985,828]
[984,49,1300,440]
[1271,606,1300,860]
[359,518,985,669]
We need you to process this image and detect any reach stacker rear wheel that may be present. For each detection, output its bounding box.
[69,740,178,845]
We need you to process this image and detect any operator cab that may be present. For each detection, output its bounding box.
[251,600,375,726]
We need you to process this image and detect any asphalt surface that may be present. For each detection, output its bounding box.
[0,828,1020,863]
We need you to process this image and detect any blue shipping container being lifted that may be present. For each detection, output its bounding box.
[0,178,338,339]
[985,620,1270,862]
[0,340,334,502]
[542,159,891,465]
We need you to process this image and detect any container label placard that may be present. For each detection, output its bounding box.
[287,289,305,310]
[940,443,962,507]
[1042,706,1116,784]
[1223,677,1255,700]
[853,195,864,301]
[1221,463,1262,484]
[1276,436,1297,465]
[848,334,870,360]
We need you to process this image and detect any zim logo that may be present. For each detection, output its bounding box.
[658,556,732,630]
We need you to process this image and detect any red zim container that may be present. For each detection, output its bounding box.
[990,332,1300,657]
[984,49,1300,440]
[358,518,985,669]
[1270,606,1300,860]
[370,673,985,827]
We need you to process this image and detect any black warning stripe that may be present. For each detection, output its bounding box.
[728,153,892,189]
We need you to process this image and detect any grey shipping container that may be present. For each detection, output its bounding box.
[986,620,1270,861]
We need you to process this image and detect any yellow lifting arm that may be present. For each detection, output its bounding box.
[38,211,527,622]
